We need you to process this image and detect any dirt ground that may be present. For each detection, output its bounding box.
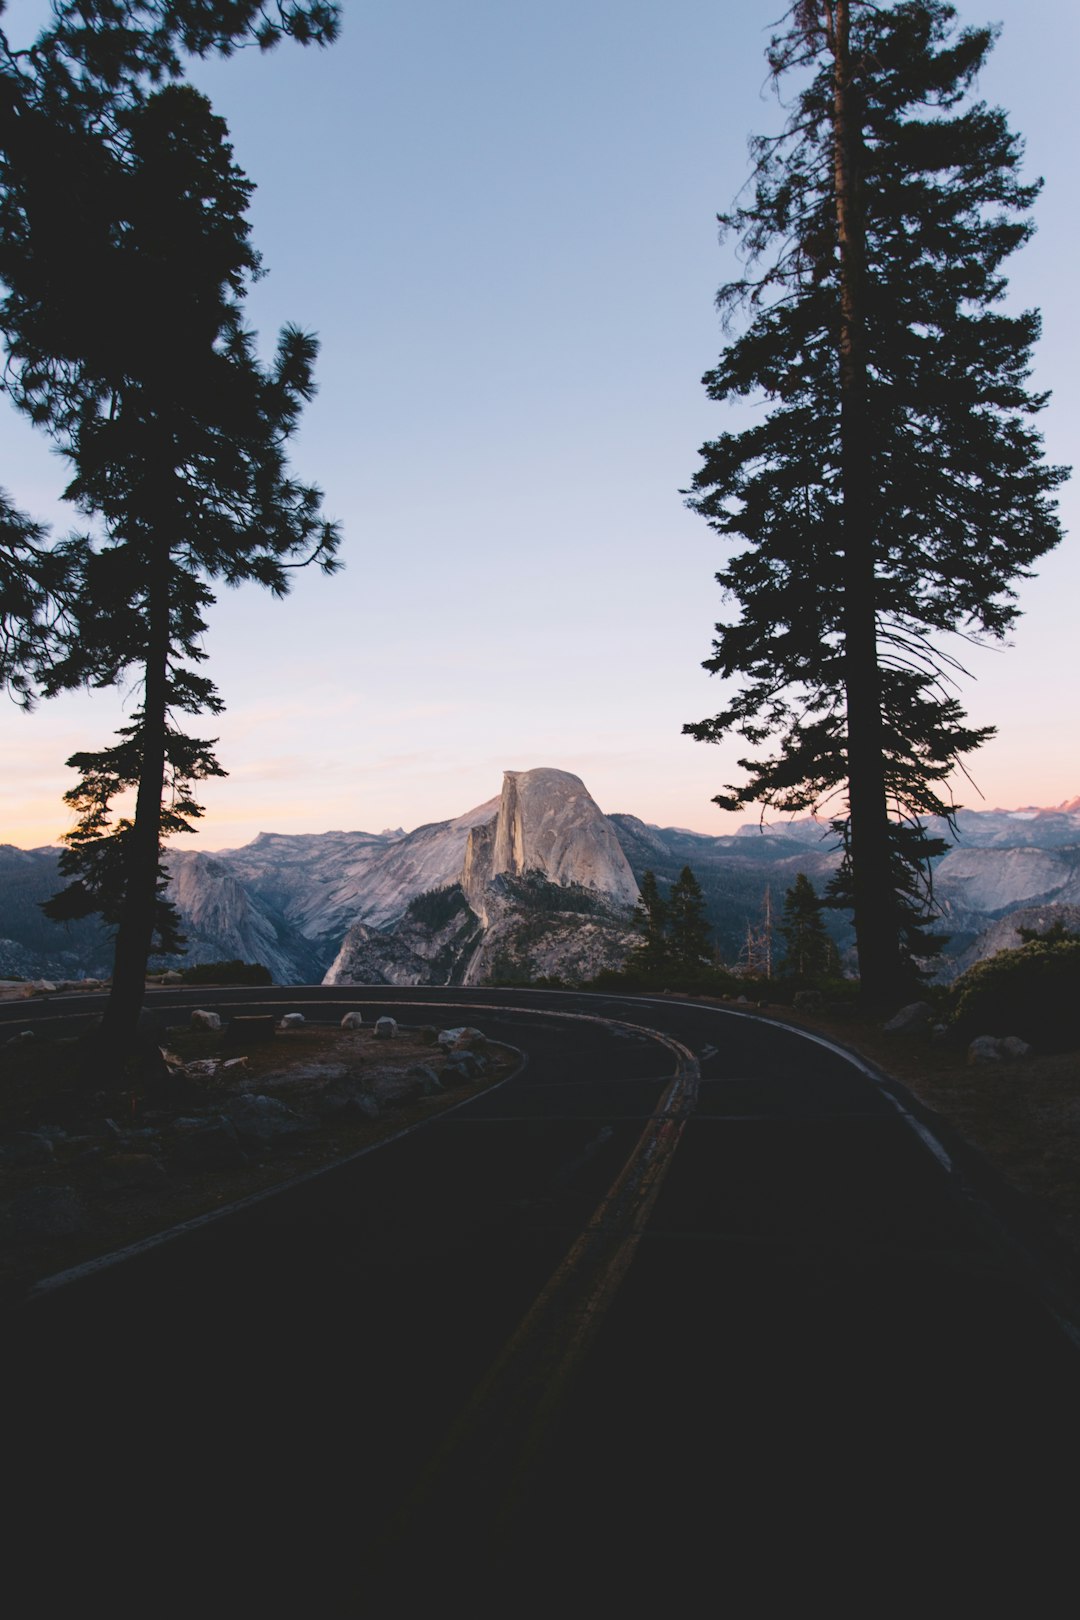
[0,1018,518,1304]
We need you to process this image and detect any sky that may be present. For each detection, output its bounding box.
[1,0,1076,850]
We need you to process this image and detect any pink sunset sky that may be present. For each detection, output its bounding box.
[1,0,1075,851]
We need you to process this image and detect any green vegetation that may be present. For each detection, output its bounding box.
[592,868,854,1005]
[627,871,669,975]
[176,960,273,987]
[626,866,712,979]
[405,885,470,930]
[684,0,1066,1003]
[668,867,712,975]
[948,936,1080,1051]
[0,3,341,1054]
[495,870,610,917]
[779,874,840,981]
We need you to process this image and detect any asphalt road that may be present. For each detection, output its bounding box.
[8,986,1080,1609]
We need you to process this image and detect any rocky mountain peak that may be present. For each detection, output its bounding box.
[463,768,639,922]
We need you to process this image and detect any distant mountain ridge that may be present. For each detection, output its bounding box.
[2,781,1077,984]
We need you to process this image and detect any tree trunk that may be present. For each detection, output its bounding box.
[828,0,901,1005]
[100,549,170,1047]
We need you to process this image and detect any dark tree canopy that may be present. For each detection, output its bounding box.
[685,0,1066,1003]
[0,490,84,705]
[629,869,670,975]
[0,3,341,702]
[779,872,834,980]
[668,865,712,972]
[0,3,342,1047]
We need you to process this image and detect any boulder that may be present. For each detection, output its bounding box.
[161,971,184,985]
[405,1064,443,1096]
[883,1001,933,1036]
[190,1009,222,1032]
[279,1013,305,1029]
[342,1092,380,1120]
[437,1026,484,1049]
[226,1093,307,1144]
[340,1011,364,1030]
[967,1034,1034,1065]
[374,1017,398,1040]
[442,1051,483,1083]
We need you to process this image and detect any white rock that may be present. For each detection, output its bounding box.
[340,1011,364,1030]
[883,1001,932,1035]
[967,1035,1004,1064]
[1001,1035,1032,1060]
[374,1016,398,1039]
[280,1013,305,1029]
[437,1026,483,1048]
[190,1009,222,1032]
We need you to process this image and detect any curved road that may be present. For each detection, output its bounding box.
[8,985,1080,1607]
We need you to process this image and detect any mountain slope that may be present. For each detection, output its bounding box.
[3,784,1077,985]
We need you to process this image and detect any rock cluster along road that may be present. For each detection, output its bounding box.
[7,986,1080,1608]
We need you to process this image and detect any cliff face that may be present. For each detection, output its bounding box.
[331,770,641,986]
[464,769,639,923]
[933,846,1080,914]
[164,852,326,984]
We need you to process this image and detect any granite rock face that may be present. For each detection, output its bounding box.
[329,770,640,987]
[463,769,639,923]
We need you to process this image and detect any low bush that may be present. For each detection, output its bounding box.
[405,885,470,930]
[180,960,273,987]
[948,937,1080,1050]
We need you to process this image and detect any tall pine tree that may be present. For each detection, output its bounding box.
[628,869,671,977]
[0,4,340,706]
[684,1,1066,1005]
[35,86,339,1046]
[0,6,342,1050]
[668,865,712,975]
[779,873,834,980]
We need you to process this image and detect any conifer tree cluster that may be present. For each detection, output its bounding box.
[685,1,1066,1004]
[629,866,712,979]
[779,873,838,980]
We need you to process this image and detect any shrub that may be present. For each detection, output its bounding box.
[180,960,273,987]
[948,938,1080,1050]
[405,885,470,930]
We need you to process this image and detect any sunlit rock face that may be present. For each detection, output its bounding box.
[164,852,326,984]
[464,769,639,925]
[933,846,1080,914]
[331,769,641,987]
